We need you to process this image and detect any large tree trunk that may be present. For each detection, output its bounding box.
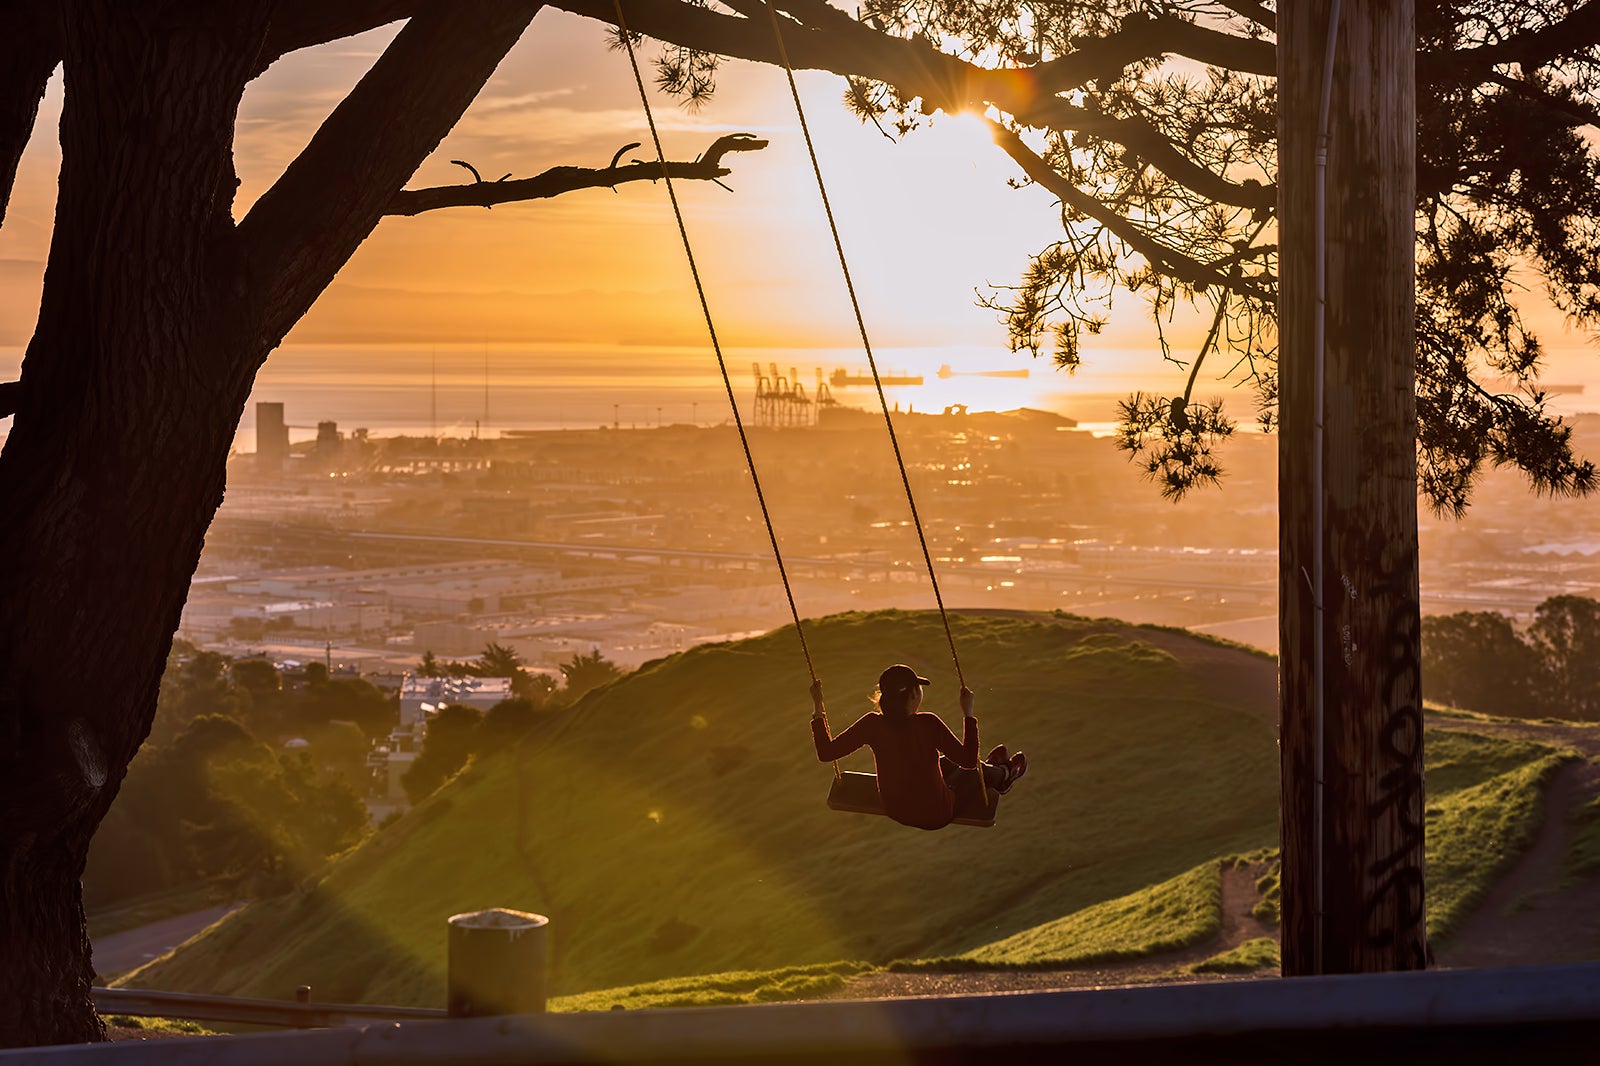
[1278,0,1426,975]
[0,2,272,1046]
[0,1,541,1045]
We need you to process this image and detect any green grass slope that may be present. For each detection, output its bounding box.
[1425,733,1577,942]
[894,858,1225,971]
[551,727,1565,1012]
[126,610,1282,1006]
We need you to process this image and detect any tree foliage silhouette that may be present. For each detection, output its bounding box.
[599,0,1600,508]
[560,646,625,700]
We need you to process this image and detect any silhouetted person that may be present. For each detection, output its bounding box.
[810,664,1026,830]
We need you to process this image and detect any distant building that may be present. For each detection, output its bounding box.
[256,402,289,473]
[316,421,342,464]
[374,674,515,805]
[398,675,513,729]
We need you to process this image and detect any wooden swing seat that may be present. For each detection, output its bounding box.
[826,770,999,828]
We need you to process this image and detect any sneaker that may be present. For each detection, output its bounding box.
[1006,752,1028,789]
[993,751,1026,795]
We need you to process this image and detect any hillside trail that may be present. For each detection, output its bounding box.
[823,861,1279,999]
[826,713,1600,1000]
[1428,713,1600,969]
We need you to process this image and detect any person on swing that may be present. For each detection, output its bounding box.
[809,664,1027,830]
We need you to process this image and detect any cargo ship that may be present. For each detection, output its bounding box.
[829,367,923,387]
[937,364,1030,379]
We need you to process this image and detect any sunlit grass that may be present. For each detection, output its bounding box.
[1426,747,1576,942]
[1564,777,1600,886]
[551,962,872,1012]
[123,614,1582,1008]
[1190,937,1278,974]
[891,859,1223,971]
[103,1015,219,1037]
[124,610,1282,1006]
[1426,730,1563,794]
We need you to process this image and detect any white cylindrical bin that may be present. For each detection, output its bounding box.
[446,908,549,1017]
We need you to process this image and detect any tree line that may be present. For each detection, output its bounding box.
[84,642,376,913]
[85,640,628,911]
[401,643,624,803]
[1423,595,1600,720]
[416,641,621,707]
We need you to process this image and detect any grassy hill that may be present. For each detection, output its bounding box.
[129,610,1571,1008]
[127,610,1284,1005]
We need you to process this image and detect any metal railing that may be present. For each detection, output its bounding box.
[90,988,444,1030]
[1,963,1592,1065]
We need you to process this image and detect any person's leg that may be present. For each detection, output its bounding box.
[977,749,1028,793]
[1005,751,1027,790]
[947,757,1006,790]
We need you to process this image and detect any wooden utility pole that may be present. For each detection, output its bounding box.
[1278,0,1426,974]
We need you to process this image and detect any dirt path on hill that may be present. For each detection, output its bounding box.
[825,862,1279,999]
[1425,712,1600,758]
[1436,756,1600,968]
[827,715,1600,999]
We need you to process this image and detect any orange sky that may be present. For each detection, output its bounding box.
[5,9,1591,406]
[0,10,1197,365]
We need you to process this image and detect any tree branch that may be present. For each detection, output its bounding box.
[1023,100,1274,210]
[1422,1,1600,83]
[255,0,422,75]
[553,1,1272,106]
[990,121,1270,299]
[237,0,544,344]
[385,134,768,215]
[556,1,1271,208]
[0,0,61,229]
[1214,1,1275,32]
[1485,70,1600,129]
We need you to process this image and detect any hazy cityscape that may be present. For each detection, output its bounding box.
[184,387,1600,684]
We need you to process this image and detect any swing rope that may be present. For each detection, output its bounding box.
[611,0,818,690]
[762,3,984,805]
[615,1,980,802]
[760,2,966,695]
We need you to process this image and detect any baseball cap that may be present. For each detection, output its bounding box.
[878,664,932,694]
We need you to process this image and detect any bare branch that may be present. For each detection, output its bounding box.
[386,134,768,215]
[237,0,543,343]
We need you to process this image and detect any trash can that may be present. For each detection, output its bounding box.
[446,908,549,1016]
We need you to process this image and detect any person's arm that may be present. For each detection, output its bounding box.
[930,687,980,768]
[810,680,874,762]
[959,686,979,767]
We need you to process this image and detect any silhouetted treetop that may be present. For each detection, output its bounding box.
[578,0,1600,508]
